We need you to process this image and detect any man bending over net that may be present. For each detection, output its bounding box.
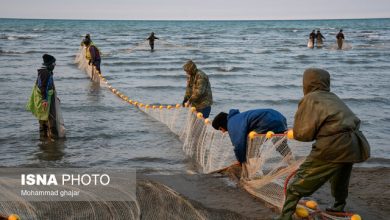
[212,109,292,166]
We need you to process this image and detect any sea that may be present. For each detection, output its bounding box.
[0,18,389,172]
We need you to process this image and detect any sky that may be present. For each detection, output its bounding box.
[1,0,389,20]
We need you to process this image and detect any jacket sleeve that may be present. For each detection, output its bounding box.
[190,74,207,102]
[229,116,249,163]
[37,71,49,101]
[184,76,192,100]
[293,95,321,142]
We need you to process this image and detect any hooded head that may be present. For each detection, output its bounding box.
[42,54,56,66]
[183,60,197,75]
[212,112,228,132]
[302,68,330,95]
[85,34,91,40]
[83,38,91,46]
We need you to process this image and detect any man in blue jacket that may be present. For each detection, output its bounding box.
[212,109,291,164]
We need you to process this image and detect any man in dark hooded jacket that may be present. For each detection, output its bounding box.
[182,60,213,118]
[26,54,58,139]
[276,68,370,220]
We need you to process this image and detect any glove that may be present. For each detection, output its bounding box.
[182,98,189,107]
[88,60,92,65]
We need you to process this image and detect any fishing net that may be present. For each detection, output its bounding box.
[1,179,247,220]
[74,48,310,211]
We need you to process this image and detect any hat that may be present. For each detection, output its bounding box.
[212,112,228,131]
[42,54,56,66]
[183,60,197,74]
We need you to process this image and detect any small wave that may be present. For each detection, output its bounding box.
[215,66,237,72]
[130,157,182,164]
[258,49,273,54]
[143,74,182,80]
[295,54,309,60]
[343,97,390,105]
[133,85,183,90]
[0,50,24,55]
[0,33,40,40]
[209,73,256,79]
[275,48,292,52]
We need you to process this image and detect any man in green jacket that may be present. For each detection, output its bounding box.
[276,68,370,220]
[182,60,213,118]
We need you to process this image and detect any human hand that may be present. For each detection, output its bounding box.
[42,100,48,109]
[182,98,189,107]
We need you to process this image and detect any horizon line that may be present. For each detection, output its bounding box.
[1,17,389,22]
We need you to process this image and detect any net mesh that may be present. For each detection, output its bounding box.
[1,179,248,220]
[74,48,309,210]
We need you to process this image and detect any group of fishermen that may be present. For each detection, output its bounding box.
[27,31,369,220]
[309,29,345,49]
[182,61,370,220]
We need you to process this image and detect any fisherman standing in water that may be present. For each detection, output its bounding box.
[26,54,59,140]
[336,29,345,49]
[308,30,316,48]
[147,32,159,51]
[182,60,213,118]
[316,30,325,47]
[83,38,101,72]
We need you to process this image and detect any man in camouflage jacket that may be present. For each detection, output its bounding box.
[182,60,213,118]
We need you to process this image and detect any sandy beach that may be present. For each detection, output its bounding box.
[141,162,390,220]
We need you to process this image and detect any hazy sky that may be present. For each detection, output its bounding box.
[1,0,389,20]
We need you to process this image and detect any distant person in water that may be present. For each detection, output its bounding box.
[212,109,292,166]
[26,54,59,139]
[80,34,93,47]
[83,38,101,72]
[309,30,316,48]
[182,60,213,118]
[147,32,159,51]
[316,30,325,47]
[336,29,345,49]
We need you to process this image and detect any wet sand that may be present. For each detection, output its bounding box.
[142,165,390,220]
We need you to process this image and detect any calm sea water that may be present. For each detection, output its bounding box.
[0,19,389,171]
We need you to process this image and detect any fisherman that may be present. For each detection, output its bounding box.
[309,30,316,48]
[83,38,101,72]
[26,54,59,139]
[316,30,325,47]
[212,109,292,166]
[275,68,370,220]
[336,29,345,49]
[146,32,159,51]
[182,60,213,118]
